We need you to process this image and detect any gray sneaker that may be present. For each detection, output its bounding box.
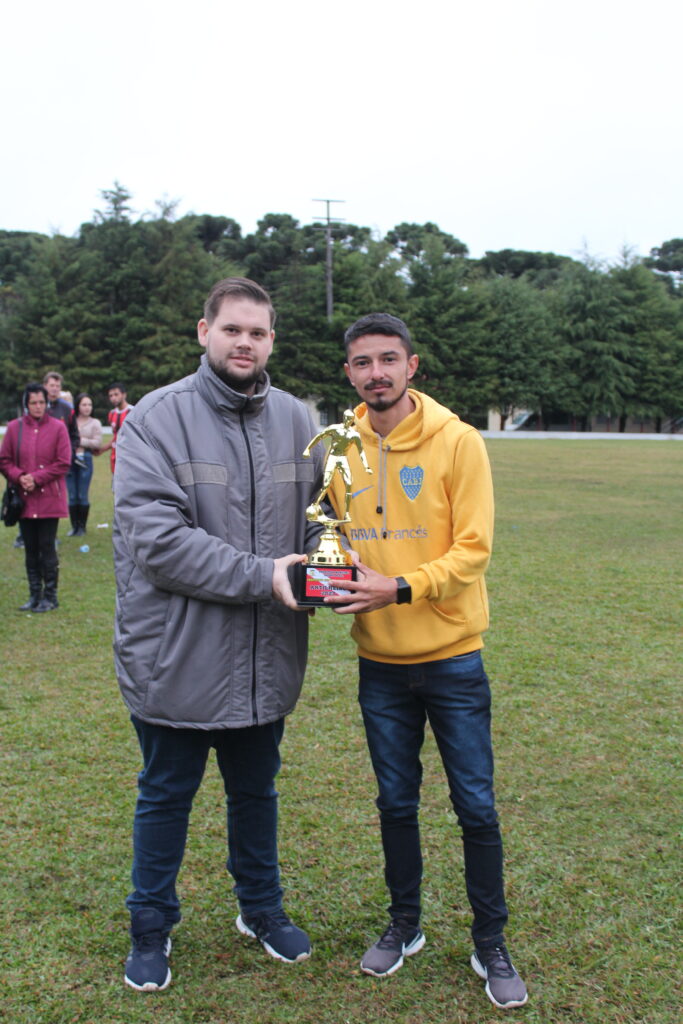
[471,943,528,1009]
[360,918,426,977]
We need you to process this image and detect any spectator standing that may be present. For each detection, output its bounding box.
[98,383,133,475]
[0,383,71,612]
[12,371,77,548]
[43,371,80,455]
[66,392,102,536]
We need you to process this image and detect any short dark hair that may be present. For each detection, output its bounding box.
[75,392,93,416]
[43,371,63,385]
[23,382,48,408]
[344,313,413,356]
[204,277,276,328]
[107,382,127,395]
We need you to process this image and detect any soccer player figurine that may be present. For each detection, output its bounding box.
[303,410,371,522]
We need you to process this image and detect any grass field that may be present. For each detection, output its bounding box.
[1,441,681,1024]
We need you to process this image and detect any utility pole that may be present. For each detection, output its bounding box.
[313,198,345,322]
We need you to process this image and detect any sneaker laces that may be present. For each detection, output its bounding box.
[133,929,167,952]
[479,944,515,977]
[376,918,416,949]
[248,909,293,934]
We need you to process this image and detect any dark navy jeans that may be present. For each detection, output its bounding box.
[127,715,285,931]
[358,651,508,947]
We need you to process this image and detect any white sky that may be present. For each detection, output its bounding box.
[2,0,680,261]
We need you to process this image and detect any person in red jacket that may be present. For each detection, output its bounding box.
[97,382,134,474]
[0,383,71,612]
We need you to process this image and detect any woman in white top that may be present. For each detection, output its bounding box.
[66,392,102,536]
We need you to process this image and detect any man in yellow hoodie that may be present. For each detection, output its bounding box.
[324,313,527,1011]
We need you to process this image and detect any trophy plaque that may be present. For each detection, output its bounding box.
[291,410,371,607]
[290,516,357,607]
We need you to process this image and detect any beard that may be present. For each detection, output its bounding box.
[208,355,263,394]
[363,381,408,412]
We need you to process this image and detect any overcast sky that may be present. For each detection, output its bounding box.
[2,0,680,262]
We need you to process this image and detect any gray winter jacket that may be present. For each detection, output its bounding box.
[113,356,323,729]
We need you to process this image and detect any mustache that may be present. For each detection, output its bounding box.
[364,380,393,390]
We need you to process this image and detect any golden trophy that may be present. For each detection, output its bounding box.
[292,410,371,606]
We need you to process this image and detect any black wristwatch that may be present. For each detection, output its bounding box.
[394,576,412,605]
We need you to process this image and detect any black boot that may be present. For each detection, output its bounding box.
[36,566,59,612]
[19,567,43,611]
[76,504,89,536]
[67,505,79,537]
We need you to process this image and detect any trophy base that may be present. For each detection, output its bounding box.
[290,561,356,607]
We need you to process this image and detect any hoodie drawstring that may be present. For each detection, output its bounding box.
[375,435,391,538]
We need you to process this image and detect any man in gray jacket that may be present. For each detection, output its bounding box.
[114,277,324,992]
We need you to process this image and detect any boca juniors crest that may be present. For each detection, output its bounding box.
[399,465,424,500]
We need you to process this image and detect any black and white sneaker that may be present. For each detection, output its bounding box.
[236,909,311,963]
[360,918,426,977]
[124,908,172,992]
[471,943,528,1009]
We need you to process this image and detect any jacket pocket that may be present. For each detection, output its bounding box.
[114,570,170,687]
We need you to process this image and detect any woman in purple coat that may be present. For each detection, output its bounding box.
[0,383,71,611]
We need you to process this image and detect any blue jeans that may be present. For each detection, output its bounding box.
[127,715,285,931]
[358,651,508,947]
[66,451,93,505]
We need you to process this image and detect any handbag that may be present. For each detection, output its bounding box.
[1,483,24,527]
[1,420,24,527]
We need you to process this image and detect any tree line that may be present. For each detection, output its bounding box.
[1,183,681,430]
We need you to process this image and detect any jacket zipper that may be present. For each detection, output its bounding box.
[240,409,260,725]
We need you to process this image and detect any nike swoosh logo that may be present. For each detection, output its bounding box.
[351,486,373,498]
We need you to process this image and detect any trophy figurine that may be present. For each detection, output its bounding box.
[292,410,371,606]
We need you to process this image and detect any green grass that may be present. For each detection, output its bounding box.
[1,441,681,1023]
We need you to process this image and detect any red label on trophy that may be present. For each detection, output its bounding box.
[304,565,354,599]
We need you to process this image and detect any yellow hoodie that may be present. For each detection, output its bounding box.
[328,389,494,664]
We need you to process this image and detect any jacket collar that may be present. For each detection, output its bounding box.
[195,354,271,415]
